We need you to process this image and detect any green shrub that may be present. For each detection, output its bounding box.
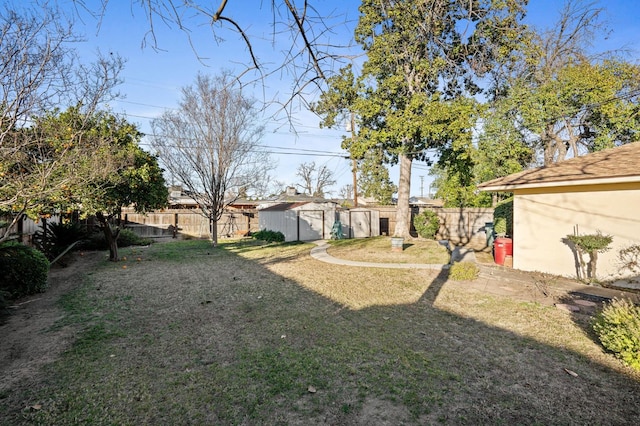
[252,229,285,243]
[618,244,640,275]
[118,228,152,247]
[493,197,513,236]
[0,242,50,298]
[593,298,640,371]
[449,261,480,281]
[80,232,107,250]
[33,220,87,260]
[567,231,613,254]
[81,228,152,250]
[413,210,440,239]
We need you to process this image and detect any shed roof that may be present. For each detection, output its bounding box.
[259,202,310,212]
[478,142,640,191]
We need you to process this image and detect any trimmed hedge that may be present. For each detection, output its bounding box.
[0,242,50,299]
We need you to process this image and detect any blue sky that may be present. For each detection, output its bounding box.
[61,0,640,197]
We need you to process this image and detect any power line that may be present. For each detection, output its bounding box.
[138,139,348,158]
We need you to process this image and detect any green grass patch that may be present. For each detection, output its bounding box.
[142,239,219,262]
[327,236,450,264]
[449,261,480,281]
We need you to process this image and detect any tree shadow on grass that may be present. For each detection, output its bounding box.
[4,239,640,425]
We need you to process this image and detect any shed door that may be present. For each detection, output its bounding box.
[298,210,324,240]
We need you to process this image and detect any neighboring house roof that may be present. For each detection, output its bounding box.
[410,197,444,207]
[478,142,640,191]
[261,186,330,204]
[274,193,331,203]
[230,198,260,209]
[169,195,199,207]
[168,188,259,209]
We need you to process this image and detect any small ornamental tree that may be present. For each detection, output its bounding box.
[566,231,613,282]
[90,148,168,261]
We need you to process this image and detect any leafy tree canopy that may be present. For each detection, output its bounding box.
[315,0,527,236]
[495,0,640,165]
[431,1,640,206]
[357,149,397,205]
[34,107,168,260]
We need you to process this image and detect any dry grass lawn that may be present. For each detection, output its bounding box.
[327,236,450,264]
[1,238,639,425]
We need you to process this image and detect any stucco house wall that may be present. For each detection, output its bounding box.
[478,143,640,281]
[512,183,640,279]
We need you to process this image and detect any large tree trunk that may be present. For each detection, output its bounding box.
[210,216,218,247]
[96,212,120,261]
[588,251,598,281]
[394,152,413,238]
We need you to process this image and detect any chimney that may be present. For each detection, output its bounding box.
[286,186,297,196]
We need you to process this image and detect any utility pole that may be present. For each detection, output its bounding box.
[349,112,358,207]
[420,175,424,198]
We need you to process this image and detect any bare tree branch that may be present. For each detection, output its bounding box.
[74,1,356,124]
[295,161,335,197]
[0,3,125,242]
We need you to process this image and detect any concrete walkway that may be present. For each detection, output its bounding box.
[309,240,638,302]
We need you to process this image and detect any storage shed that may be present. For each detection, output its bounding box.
[478,143,640,281]
[258,202,381,242]
[258,201,338,242]
[338,208,380,239]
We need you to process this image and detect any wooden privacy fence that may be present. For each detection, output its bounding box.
[367,206,494,247]
[121,209,258,239]
[104,207,495,245]
[430,208,494,247]
[0,214,61,244]
[3,207,494,247]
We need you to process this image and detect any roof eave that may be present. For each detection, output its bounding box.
[479,175,640,192]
